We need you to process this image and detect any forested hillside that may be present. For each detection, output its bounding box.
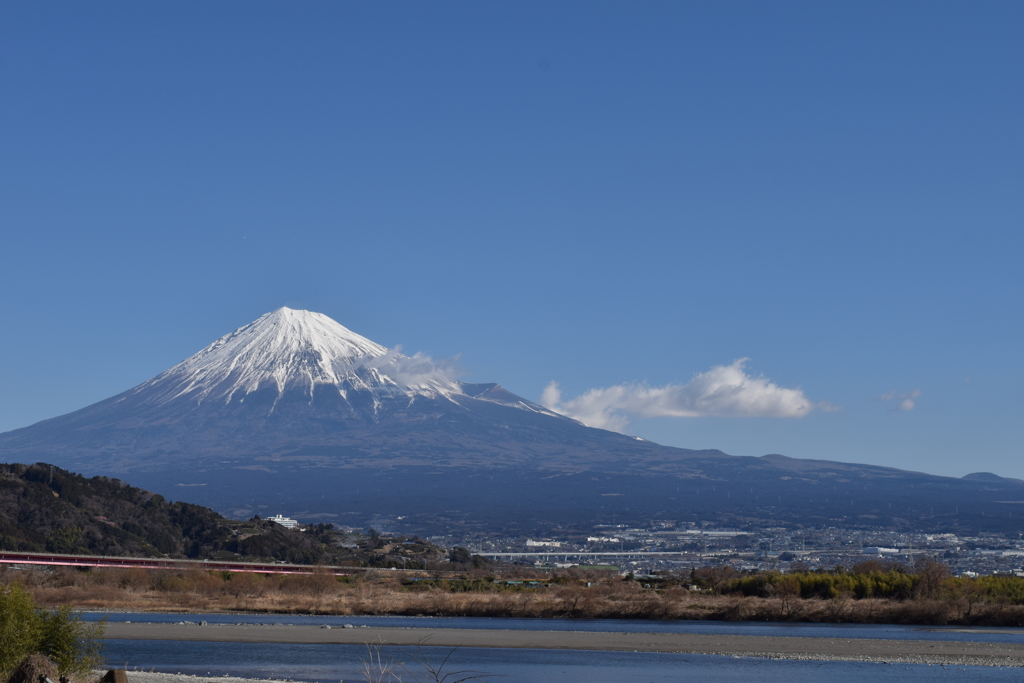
[0,462,327,562]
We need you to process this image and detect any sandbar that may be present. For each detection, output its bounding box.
[102,623,1024,667]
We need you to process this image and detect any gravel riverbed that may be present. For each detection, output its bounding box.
[101,622,1024,668]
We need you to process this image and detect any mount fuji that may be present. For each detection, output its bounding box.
[1,308,1020,534]
[0,308,690,474]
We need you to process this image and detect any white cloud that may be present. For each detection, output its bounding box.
[361,346,462,387]
[880,388,921,412]
[539,381,563,411]
[540,359,823,432]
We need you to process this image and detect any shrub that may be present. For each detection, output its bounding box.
[38,605,106,674]
[0,583,105,677]
[0,584,40,674]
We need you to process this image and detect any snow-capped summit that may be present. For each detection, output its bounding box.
[131,307,461,408]
[0,301,627,484]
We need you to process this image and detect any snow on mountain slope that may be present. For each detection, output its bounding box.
[128,307,462,408]
[0,307,582,468]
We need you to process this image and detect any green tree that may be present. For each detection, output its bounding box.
[0,584,105,677]
[46,525,82,554]
[449,547,472,564]
[0,584,41,674]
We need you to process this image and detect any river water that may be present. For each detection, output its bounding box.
[91,613,1024,682]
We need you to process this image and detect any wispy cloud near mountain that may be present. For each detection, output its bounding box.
[361,347,462,388]
[541,359,827,432]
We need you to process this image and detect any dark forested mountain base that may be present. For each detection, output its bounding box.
[0,463,328,562]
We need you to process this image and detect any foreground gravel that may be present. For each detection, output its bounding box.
[721,652,1024,667]
[107,674,292,683]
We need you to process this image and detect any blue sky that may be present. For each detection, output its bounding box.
[1,2,1021,478]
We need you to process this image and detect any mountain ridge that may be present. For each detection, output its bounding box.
[1,308,1021,535]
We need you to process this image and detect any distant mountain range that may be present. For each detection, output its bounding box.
[1,308,1021,535]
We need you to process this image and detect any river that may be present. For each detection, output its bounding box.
[90,613,1024,682]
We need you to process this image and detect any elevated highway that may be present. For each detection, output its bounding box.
[0,551,360,575]
[479,551,752,560]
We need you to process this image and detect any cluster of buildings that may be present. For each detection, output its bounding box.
[272,512,1024,577]
[443,524,1024,576]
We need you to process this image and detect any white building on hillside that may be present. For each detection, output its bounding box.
[268,514,299,529]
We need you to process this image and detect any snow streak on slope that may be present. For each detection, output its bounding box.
[129,307,462,407]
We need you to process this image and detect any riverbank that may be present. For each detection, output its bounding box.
[101,623,1024,667]
[15,565,1024,628]
[108,675,291,683]
[9,563,1024,628]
